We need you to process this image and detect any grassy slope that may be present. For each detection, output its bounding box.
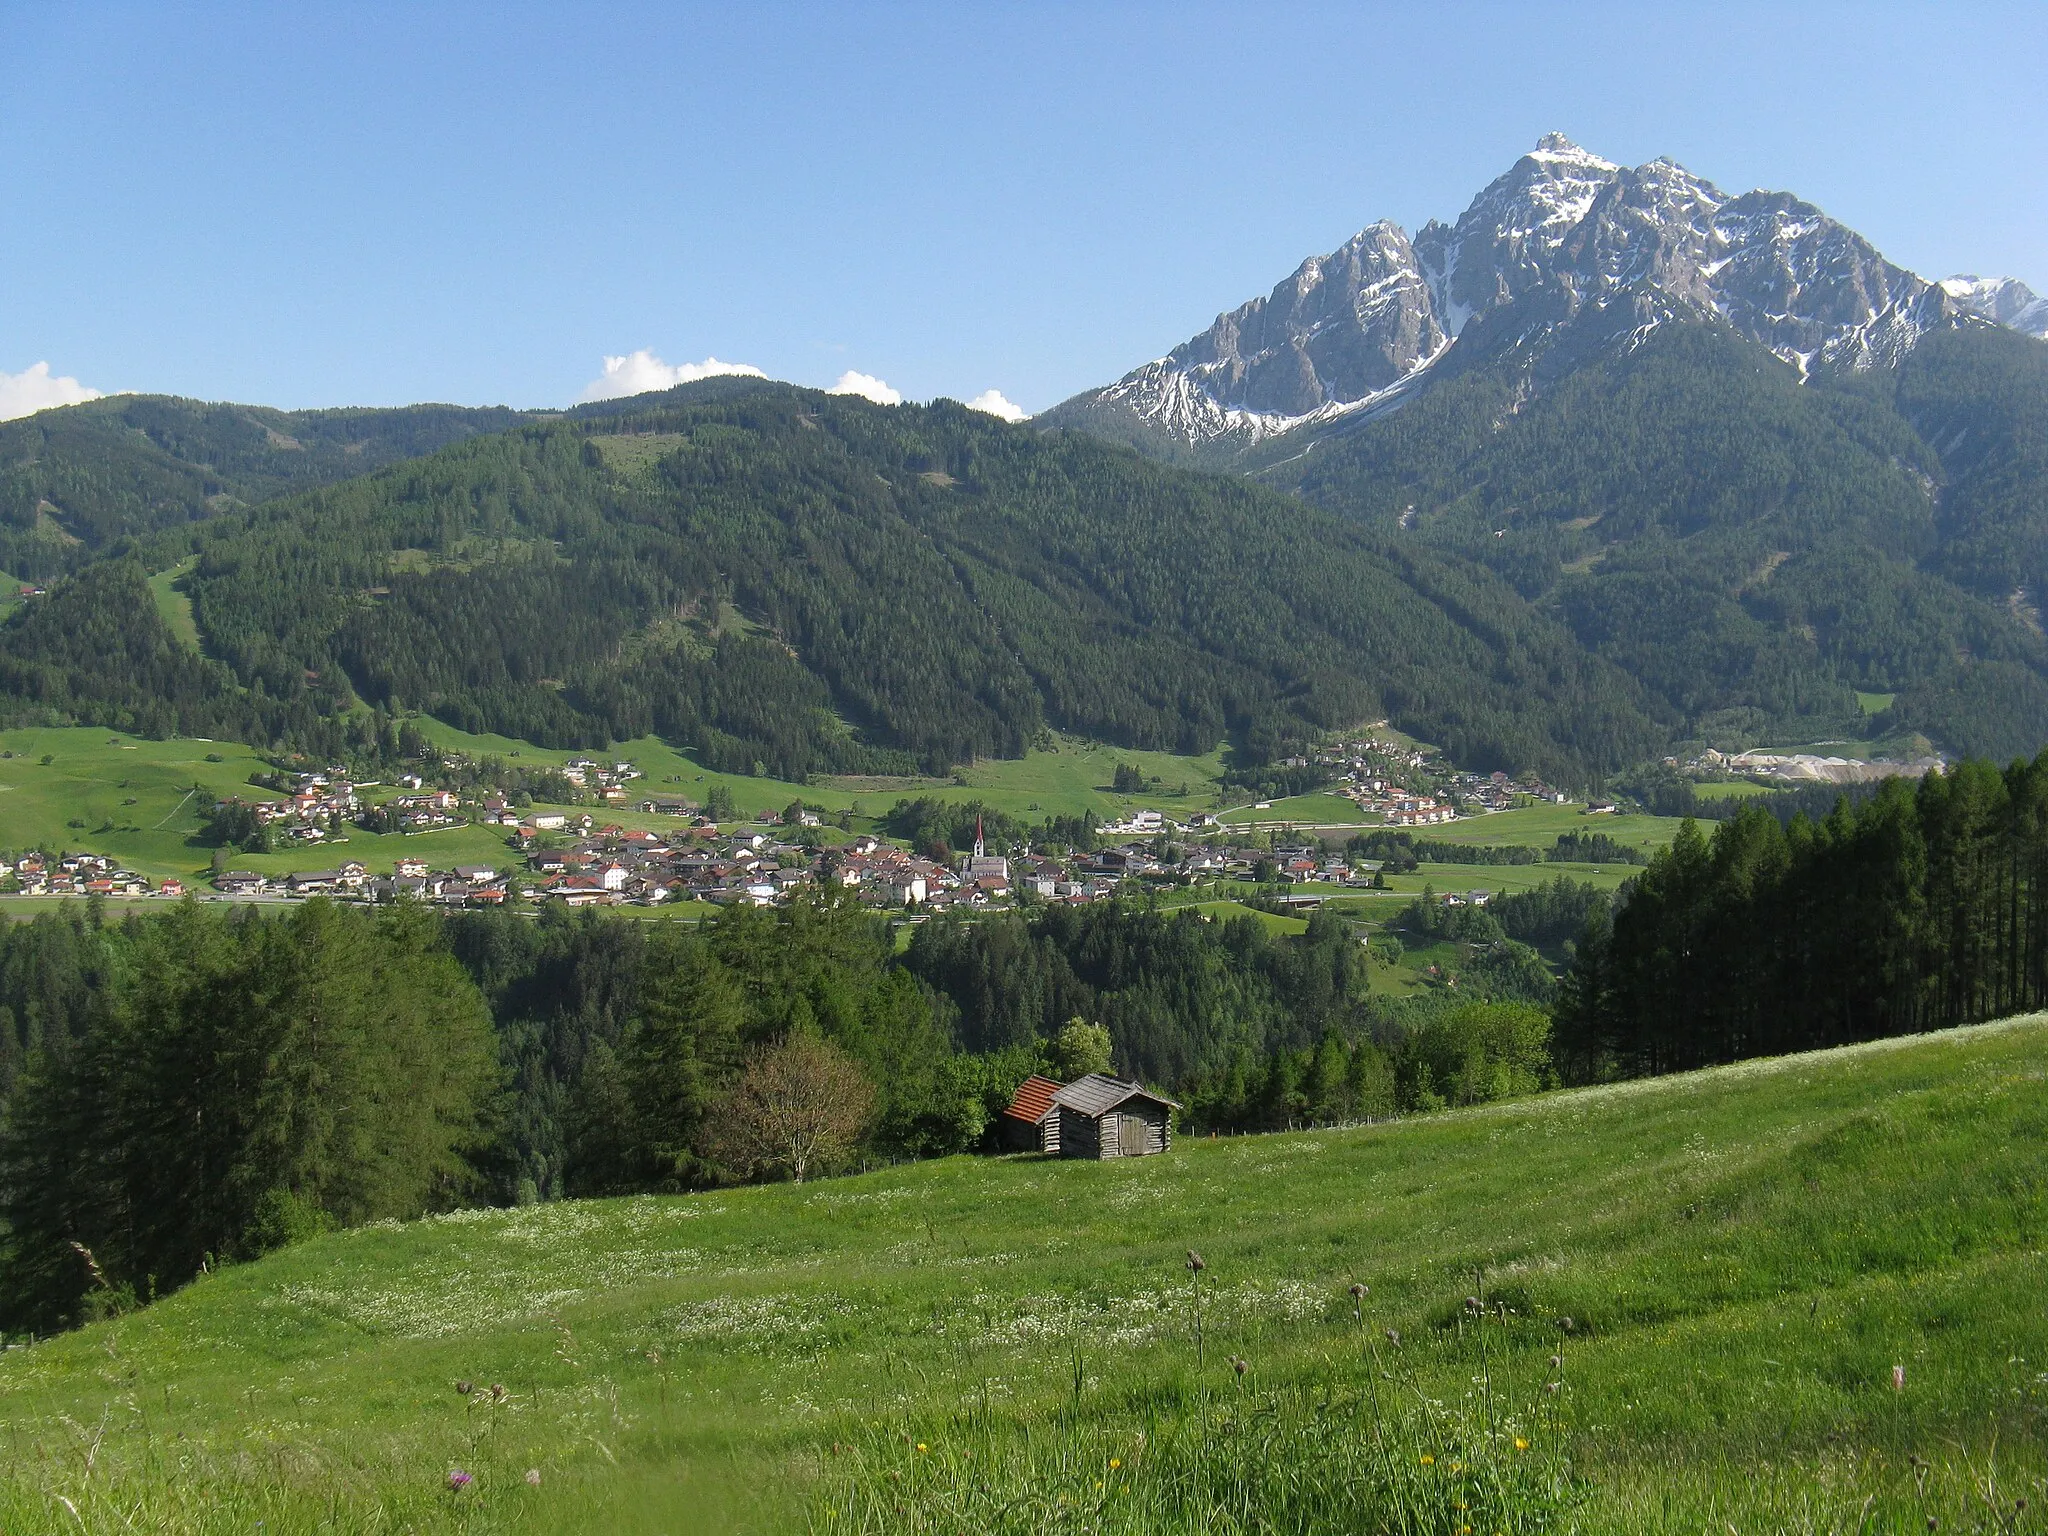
[145,558,202,650]
[2,1021,2044,1533]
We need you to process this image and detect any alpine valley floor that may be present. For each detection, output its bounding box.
[1,1020,2043,1534]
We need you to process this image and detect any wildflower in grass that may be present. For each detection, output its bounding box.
[1385,1327,1401,1346]
[1420,1453,1435,1465]
[1893,1364,1906,1390]
[1109,1459,1121,1470]
[1349,1282,1367,1299]
[915,1443,928,1454]
[1514,1437,1529,1450]
[447,1469,473,1491]
[525,1469,542,1486]
[455,1379,474,1395]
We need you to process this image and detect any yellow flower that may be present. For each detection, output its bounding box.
[1109,1459,1122,1470]
[915,1443,928,1454]
[1095,1480,1104,1490]
[1514,1437,1529,1451]
[1419,1454,1435,1465]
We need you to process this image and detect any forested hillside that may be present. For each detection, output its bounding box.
[1231,323,2048,759]
[0,381,1672,784]
[0,394,530,580]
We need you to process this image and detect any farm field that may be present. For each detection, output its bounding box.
[2,1020,2043,1534]
[1410,804,1684,852]
[1691,779,1774,800]
[825,733,1231,821]
[1217,791,1372,826]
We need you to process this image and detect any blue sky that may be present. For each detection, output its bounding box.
[4,2,2045,416]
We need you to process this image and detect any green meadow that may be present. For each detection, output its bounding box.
[1,1019,2043,1533]
[1218,791,1372,826]
[1410,805,1680,853]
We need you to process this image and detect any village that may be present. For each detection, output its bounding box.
[0,736,1585,910]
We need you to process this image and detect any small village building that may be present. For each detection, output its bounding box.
[1050,1074,1178,1159]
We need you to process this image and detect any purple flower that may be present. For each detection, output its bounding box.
[448,1469,474,1491]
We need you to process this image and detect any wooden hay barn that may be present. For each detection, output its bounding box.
[1049,1073,1178,1159]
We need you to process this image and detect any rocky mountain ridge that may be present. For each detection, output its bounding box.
[1052,134,2042,452]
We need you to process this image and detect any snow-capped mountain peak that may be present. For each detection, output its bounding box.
[1053,137,2046,452]
[1942,275,2048,339]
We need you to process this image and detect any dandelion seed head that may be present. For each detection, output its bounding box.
[1385,1328,1401,1346]
[1892,1364,1906,1391]
[1186,1250,1205,1273]
[525,1468,542,1486]
[1349,1282,1366,1299]
[455,1380,474,1395]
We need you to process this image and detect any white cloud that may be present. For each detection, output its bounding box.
[827,370,903,406]
[0,362,103,422]
[580,349,765,402]
[965,389,1028,423]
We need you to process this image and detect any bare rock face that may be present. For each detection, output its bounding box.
[1052,134,2040,450]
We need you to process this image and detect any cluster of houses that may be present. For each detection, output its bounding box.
[1326,743,1570,824]
[247,773,362,840]
[0,853,183,898]
[194,815,1403,911]
[215,859,509,904]
[556,758,645,800]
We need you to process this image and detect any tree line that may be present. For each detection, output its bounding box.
[1556,752,2048,1078]
[0,887,1569,1335]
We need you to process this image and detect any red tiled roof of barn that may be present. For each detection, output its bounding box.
[1001,1074,1062,1126]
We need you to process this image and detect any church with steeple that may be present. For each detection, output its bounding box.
[966,814,1009,882]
